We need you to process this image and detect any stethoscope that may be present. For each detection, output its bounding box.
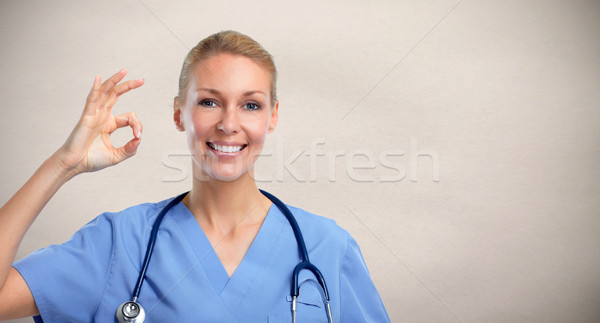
[116,190,333,323]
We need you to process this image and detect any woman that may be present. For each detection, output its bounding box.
[0,30,390,322]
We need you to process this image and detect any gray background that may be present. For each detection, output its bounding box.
[1,0,599,322]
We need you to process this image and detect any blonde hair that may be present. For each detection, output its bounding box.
[177,30,277,106]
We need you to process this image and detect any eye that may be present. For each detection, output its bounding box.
[198,99,217,107]
[244,102,261,111]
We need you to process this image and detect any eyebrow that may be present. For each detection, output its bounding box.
[195,87,266,98]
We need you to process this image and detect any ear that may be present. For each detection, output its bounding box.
[173,96,185,132]
[267,101,279,133]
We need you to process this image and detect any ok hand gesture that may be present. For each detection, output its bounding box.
[57,69,144,175]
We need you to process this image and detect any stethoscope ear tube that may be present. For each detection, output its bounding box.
[292,262,330,301]
[292,262,334,323]
[261,189,331,301]
[262,189,333,322]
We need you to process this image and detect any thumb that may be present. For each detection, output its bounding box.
[114,137,141,162]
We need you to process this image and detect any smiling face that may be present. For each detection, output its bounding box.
[174,53,278,182]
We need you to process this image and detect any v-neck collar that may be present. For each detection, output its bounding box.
[171,200,286,311]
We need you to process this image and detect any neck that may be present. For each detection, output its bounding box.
[184,165,271,233]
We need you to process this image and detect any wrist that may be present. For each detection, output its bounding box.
[48,150,81,182]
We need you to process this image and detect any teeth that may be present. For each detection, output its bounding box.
[210,143,243,153]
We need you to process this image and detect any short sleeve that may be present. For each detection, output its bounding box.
[13,212,116,322]
[340,234,391,322]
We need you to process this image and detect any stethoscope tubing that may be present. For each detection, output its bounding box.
[258,189,330,301]
[132,191,188,301]
[123,190,332,322]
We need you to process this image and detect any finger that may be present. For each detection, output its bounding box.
[90,74,101,94]
[100,68,127,95]
[82,74,102,116]
[115,79,144,97]
[105,91,120,114]
[114,137,141,162]
[101,79,143,112]
[113,112,143,139]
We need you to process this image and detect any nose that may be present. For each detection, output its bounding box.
[217,106,240,135]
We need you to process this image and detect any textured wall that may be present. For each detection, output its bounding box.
[1,0,599,322]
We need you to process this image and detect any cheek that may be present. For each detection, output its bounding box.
[246,119,270,144]
[185,112,212,139]
[190,121,211,139]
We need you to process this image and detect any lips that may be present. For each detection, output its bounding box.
[207,142,247,153]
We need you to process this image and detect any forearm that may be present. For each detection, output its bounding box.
[0,151,77,289]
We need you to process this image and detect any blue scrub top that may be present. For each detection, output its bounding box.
[14,194,390,322]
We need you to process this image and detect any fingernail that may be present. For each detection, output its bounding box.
[137,131,142,139]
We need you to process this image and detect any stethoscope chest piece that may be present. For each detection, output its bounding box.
[116,301,145,323]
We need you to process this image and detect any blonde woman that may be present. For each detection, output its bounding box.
[0,30,389,322]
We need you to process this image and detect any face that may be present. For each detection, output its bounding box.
[174,53,278,182]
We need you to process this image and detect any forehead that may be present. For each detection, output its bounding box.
[188,53,271,96]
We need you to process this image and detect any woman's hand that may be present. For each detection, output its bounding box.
[0,69,145,320]
[56,69,144,175]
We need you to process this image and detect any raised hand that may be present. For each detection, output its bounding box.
[0,69,146,320]
[57,69,144,175]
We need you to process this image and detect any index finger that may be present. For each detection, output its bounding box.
[100,68,127,94]
[115,79,145,97]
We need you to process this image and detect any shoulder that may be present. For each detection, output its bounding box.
[101,196,174,227]
[284,204,351,255]
[90,196,179,244]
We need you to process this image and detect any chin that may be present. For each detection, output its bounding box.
[211,171,244,182]
[191,157,248,182]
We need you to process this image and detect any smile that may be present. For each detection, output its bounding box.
[207,142,247,153]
